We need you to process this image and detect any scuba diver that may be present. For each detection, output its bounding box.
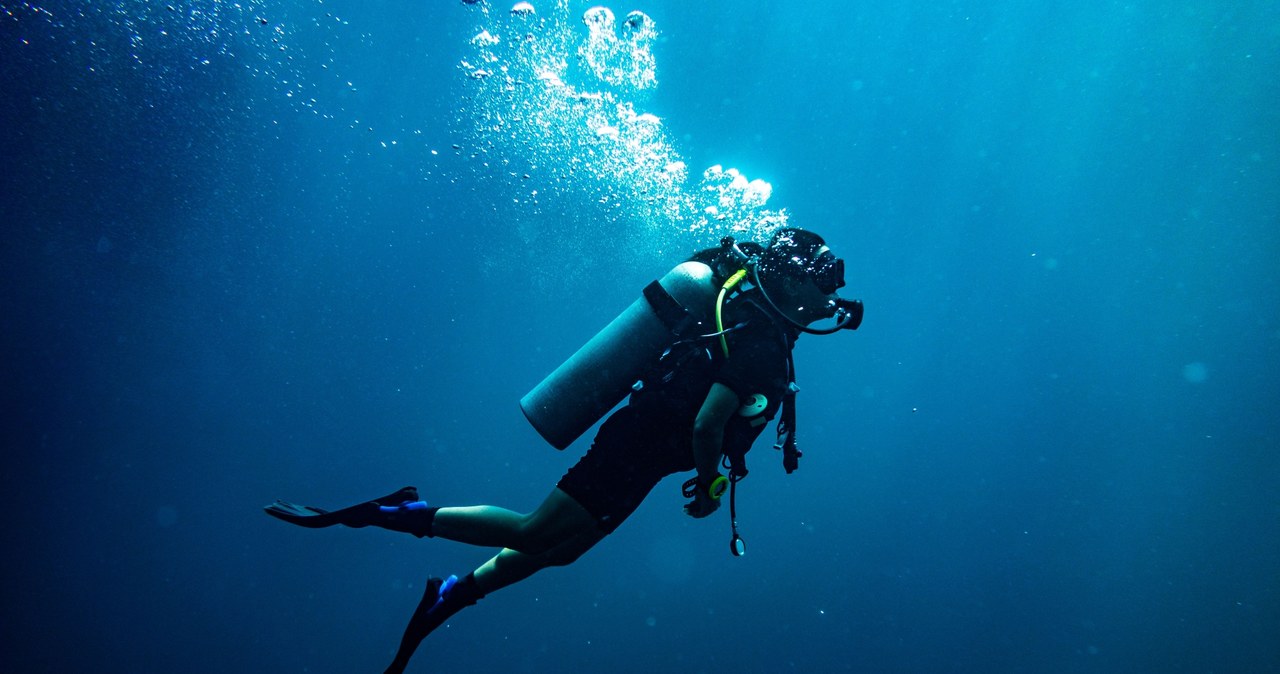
[264,228,862,673]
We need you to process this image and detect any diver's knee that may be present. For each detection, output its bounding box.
[516,514,597,556]
[512,517,559,555]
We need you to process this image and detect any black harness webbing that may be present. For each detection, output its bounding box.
[776,346,801,474]
[642,281,696,335]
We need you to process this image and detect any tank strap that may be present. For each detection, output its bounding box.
[776,347,801,474]
[642,280,697,335]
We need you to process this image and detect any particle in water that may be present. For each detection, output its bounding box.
[511,2,535,15]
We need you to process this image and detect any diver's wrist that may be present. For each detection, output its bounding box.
[698,473,728,500]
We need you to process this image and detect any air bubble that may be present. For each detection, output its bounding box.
[460,3,788,240]
[582,6,614,30]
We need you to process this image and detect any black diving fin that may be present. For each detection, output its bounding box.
[263,486,420,529]
[383,574,484,674]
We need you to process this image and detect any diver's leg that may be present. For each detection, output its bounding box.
[473,524,608,593]
[430,487,595,554]
[383,528,607,673]
[264,486,592,553]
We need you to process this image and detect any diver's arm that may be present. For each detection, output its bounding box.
[693,382,738,480]
[686,383,739,518]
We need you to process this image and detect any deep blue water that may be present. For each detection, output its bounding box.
[2,1,1277,672]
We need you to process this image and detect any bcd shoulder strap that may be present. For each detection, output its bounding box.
[775,334,802,474]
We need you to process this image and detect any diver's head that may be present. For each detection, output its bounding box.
[755,228,846,325]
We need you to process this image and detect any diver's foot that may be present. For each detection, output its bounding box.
[384,574,484,674]
[369,498,438,538]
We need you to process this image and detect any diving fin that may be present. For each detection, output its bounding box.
[263,486,420,529]
[384,574,484,674]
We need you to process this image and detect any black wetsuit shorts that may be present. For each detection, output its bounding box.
[557,405,694,533]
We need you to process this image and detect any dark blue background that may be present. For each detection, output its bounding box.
[2,1,1277,672]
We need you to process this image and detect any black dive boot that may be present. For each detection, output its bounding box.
[384,573,485,674]
[263,487,438,537]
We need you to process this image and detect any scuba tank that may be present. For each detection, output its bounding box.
[520,261,719,450]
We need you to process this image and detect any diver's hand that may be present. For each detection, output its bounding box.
[683,491,721,519]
